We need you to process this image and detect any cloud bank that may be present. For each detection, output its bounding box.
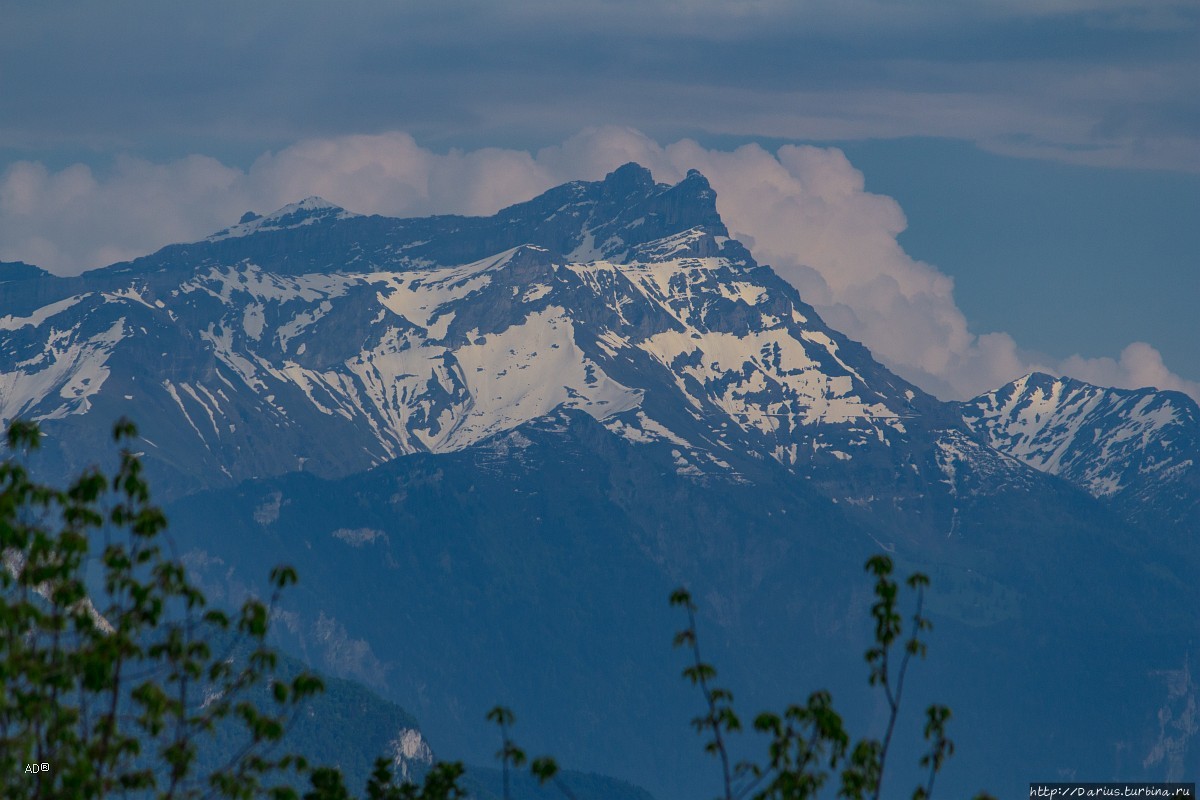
[4,1,1198,173]
[1,128,1195,403]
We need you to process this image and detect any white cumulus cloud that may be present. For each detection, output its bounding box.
[0,127,1195,403]
[1055,343,1200,400]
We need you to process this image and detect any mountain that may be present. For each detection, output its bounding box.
[3,165,1199,797]
[960,372,1200,536]
[2,164,1042,544]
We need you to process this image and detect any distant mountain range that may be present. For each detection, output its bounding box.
[2,164,1197,798]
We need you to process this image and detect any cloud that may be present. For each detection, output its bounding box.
[2,1,1197,174]
[247,135,558,219]
[1,127,1195,403]
[0,155,244,271]
[1056,343,1200,399]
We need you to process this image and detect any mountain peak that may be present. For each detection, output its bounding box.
[1012,371,1063,392]
[290,196,344,212]
[600,163,656,196]
[468,164,728,265]
[206,196,358,242]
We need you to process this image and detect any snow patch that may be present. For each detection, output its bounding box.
[206,197,360,241]
[0,295,87,331]
[1,318,125,424]
[332,527,388,547]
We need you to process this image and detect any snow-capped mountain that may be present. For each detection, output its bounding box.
[2,163,1006,529]
[960,372,1200,532]
[3,165,1199,797]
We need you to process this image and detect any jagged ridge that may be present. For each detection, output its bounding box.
[960,371,1200,531]
[2,164,985,523]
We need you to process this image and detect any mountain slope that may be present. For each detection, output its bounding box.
[960,372,1200,535]
[164,408,1198,800]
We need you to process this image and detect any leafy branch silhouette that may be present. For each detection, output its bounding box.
[2,418,993,800]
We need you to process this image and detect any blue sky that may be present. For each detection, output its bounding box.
[1,0,1196,398]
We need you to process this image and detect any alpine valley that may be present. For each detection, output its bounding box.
[2,164,1198,798]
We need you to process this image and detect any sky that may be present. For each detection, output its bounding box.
[1,0,1197,401]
